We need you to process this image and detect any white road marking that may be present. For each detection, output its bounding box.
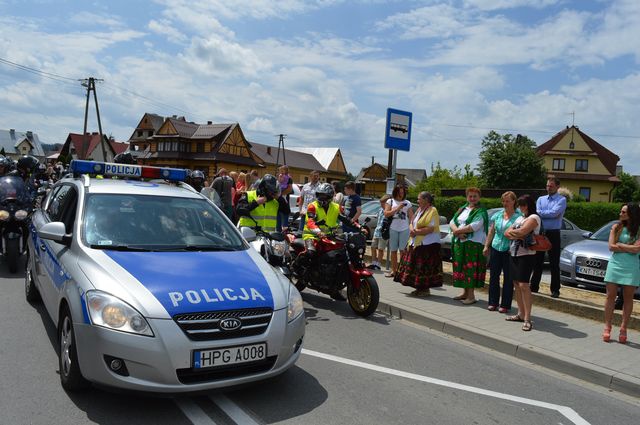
[302,348,591,425]
[175,398,218,425]
[210,394,261,425]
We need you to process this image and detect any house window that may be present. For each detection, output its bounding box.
[579,187,591,202]
[197,142,204,153]
[552,158,565,171]
[172,141,178,151]
[148,130,153,137]
[575,159,588,172]
[158,142,164,151]
[569,141,575,149]
[137,130,143,137]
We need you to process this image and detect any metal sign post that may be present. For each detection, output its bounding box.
[383,108,412,272]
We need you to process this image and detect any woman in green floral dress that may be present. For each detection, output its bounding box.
[449,187,489,305]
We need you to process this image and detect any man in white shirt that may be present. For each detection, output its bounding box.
[298,170,321,227]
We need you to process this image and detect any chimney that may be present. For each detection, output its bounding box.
[9,129,15,139]
[371,156,374,165]
[172,115,177,119]
[267,147,271,155]
[26,131,33,139]
[207,121,212,125]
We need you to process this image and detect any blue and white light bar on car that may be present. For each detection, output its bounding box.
[69,160,188,182]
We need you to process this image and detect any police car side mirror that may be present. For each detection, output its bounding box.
[38,222,71,246]
[240,226,257,242]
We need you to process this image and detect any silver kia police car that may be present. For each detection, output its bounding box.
[26,160,305,393]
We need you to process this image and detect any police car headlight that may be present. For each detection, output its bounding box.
[0,210,9,221]
[271,240,286,257]
[287,285,304,322]
[86,291,154,336]
[560,249,573,260]
[14,210,28,220]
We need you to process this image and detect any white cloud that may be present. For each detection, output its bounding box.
[147,19,188,43]
[179,35,266,77]
[463,0,562,11]
[68,11,126,29]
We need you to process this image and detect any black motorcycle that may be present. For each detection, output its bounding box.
[0,176,34,273]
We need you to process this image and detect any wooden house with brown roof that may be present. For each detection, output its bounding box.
[355,162,425,197]
[135,116,263,179]
[59,132,119,162]
[536,126,620,202]
[251,144,348,184]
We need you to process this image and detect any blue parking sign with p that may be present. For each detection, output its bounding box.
[384,108,412,151]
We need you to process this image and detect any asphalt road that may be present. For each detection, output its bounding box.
[1,258,638,425]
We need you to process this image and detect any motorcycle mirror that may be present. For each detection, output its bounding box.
[240,226,257,242]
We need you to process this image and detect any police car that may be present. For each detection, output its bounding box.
[26,160,305,393]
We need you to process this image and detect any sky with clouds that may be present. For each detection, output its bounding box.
[0,0,639,176]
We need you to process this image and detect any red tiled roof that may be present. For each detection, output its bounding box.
[67,133,102,159]
[536,126,620,176]
[110,141,129,155]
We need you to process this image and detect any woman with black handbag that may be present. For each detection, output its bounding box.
[504,194,541,332]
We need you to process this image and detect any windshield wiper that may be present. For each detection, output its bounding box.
[177,245,238,251]
[90,244,153,252]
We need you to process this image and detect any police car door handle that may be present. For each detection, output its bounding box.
[40,244,46,252]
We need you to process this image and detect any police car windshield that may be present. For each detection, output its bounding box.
[82,194,246,251]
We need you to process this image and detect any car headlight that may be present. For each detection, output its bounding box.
[86,291,154,336]
[560,249,573,260]
[0,210,9,221]
[270,240,286,257]
[14,209,28,220]
[287,285,304,322]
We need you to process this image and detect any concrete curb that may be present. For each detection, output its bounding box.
[365,254,640,331]
[376,299,640,399]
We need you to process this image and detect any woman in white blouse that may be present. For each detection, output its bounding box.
[383,185,414,278]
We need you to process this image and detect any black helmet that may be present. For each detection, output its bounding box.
[257,174,279,200]
[315,182,334,208]
[113,152,136,165]
[17,155,39,173]
[191,170,205,181]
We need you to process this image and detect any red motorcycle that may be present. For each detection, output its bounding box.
[286,219,379,317]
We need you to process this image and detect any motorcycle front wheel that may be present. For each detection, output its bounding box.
[347,276,379,317]
[6,238,20,273]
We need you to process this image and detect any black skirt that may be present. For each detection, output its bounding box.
[510,254,536,283]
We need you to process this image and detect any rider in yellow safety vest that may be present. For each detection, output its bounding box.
[236,174,289,231]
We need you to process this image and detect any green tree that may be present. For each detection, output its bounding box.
[612,171,640,202]
[409,162,479,198]
[477,131,547,189]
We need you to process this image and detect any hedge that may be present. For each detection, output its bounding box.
[430,196,621,232]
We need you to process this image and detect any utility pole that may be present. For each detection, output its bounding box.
[274,134,287,173]
[80,77,106,160]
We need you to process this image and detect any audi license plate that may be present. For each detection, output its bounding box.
[193,343,267,369]
[576,266,605,278]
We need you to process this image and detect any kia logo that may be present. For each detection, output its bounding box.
[584,259,602,268]
[219,318,242,331]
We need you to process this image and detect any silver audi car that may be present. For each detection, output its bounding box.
[560,220,640,296]
[26,160,305,393]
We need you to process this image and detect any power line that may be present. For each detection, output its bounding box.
[0,57,78,86]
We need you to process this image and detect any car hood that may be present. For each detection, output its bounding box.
[562,239,610,258]
[78,248,287,319]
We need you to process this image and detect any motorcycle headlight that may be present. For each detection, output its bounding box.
[86,291,154,336]
[0,210,9,221]
[270,240,286,257]
[287,285,304,322]
[15,210,28,220]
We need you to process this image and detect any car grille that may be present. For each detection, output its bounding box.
[173,308,273,341]
[575,256,608,282]
[176,356,277,384]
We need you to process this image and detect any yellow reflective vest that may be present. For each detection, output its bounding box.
[303,201,340,240]
[237,190,279,232]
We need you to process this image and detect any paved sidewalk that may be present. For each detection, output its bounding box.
[371,270,640,398]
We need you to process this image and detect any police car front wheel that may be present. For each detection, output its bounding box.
[58,307,89,391]
[24,265,40,303]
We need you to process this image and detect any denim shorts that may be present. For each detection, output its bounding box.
[389,228,410,251]
[371,237,388,250]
